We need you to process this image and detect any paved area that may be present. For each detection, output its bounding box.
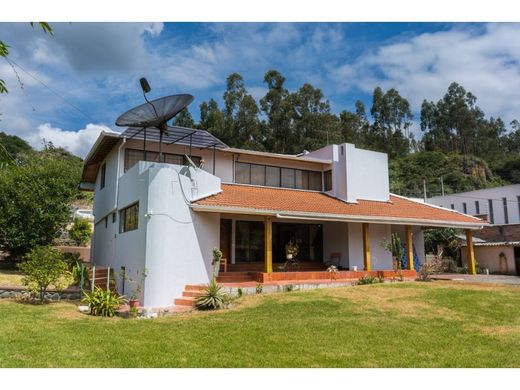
[433,274,520,285]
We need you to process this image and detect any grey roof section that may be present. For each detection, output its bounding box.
[121,126,228,149]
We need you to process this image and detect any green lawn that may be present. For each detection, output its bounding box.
[1,281,519,367]
[0,269,23,286]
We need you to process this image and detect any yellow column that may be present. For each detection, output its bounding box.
[362,223,371,271]
[465,229,476,275]
[406,225,414,270]
[264,217,273,273]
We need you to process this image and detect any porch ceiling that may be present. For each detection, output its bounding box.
[191,184,487,229]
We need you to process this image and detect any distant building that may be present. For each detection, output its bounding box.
[428,184,520,225]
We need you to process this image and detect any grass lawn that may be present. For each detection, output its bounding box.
[1,281,519,368]
[0,270,23,286]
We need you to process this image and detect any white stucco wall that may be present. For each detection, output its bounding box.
[428,184,520,225]
[322,222,349,268]
[347,222,392,270]
[93,143,121,223]
[461,246,517,274]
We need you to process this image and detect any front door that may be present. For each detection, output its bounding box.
[220,219,232,263]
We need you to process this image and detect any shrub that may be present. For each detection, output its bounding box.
[418,256,444,281]
[283,284,294,292]
[356,275,379,285]
[69,218,92,246]
[256,284,263,294]
[442,257,458,273]
[18,246,73,303]
[195,280,228,310]
[237,288,243,298]
[82,287,126,317]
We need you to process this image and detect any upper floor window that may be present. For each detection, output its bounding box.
[462,202,467,214]
[488,199,494,224]
[100,163,106,190]
[124,148,201,172]
[475,200,480,215]
[450,204,455,210]
[503,197,509,224]
[235,162,322,191]
[324,170,332,192]
[120,202,139,233]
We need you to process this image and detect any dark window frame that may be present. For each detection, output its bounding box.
[119,202,139,233]
[324,170,332,191]
[503,197,509,224]
[462,202,467,214]
[450,204,455,210]
[475,200,480,215]
[124,148,202,172]
[488,199,494,224]
[234,161,323,191]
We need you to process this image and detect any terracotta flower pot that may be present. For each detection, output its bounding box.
[129,299,140,308]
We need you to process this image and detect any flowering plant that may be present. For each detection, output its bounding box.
[327,265,339,280]
[285,241,299,259]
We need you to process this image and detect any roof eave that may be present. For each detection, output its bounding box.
[189,204,486,229]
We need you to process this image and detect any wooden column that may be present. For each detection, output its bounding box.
[465,229,477,275]
[362,223,371,271]
[406,225,414,270]
[264,217,273,273]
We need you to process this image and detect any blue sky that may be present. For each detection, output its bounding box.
[1,22,519,157]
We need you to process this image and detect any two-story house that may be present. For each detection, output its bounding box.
[80,126,485,307]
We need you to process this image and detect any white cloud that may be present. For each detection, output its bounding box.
[29,123,115,157]
[329,23,520,125]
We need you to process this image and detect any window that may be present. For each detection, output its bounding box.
[119,203,139,233]
[488,199,494,224]
[234,162,323,191]
[462,202,467,214]
[266,166,281,187]
[475,200,480,215]
[517,196,520,220]
[503,197,509,224]
[250,164,266,186]
[324,170,332,191]
[100,163,106,190]
[450,204,455,210]
[235,221,264,262]
[281,168,295,188]
[235,162,250,184]
[124,148,201,172]
[104,217,108,228]
[112,212,116,223]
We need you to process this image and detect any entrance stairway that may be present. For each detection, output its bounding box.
[216,272,255,283]
[173,284,205,308]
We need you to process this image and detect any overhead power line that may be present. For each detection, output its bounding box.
[2,57,94,122]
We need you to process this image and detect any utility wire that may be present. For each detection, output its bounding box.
[3,57,94,122]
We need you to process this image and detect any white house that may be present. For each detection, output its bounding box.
[428,184,520,225]
[80,126,486,307]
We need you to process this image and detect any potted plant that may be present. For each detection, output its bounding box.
[285,240,299,260]
[381,233,404,271]
[120,268,148,308]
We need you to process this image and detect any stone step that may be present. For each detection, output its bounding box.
[185,284,205,291]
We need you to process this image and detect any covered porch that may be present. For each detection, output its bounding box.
[191,183,485,284]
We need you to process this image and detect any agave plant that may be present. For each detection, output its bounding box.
[195,280,228,310]
[82,287,126,317]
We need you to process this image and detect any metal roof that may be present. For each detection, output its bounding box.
[121,126,228,150]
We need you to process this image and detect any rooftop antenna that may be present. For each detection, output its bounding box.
[115,78,194,161]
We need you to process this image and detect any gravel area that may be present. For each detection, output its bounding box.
[433,274,520,285]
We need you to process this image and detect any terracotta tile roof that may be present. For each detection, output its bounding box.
[192,184,487,228]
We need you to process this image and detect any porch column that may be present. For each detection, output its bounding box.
[405,225,414,270]
[362,223,371,271]
[264,217,273,273]
[465,229,477,275]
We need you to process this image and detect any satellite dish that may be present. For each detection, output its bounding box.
[116,94,194,129]
[115,91,194,160]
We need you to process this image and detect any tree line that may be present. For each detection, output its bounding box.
[172,70,520,197]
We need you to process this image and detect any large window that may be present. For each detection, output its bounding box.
[235,162,323,191]
[124,148,201,172]
[235,221,264,262]
[324,170,332,191]
[119,202,139,233]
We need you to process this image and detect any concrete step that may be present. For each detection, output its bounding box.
[185,284,205,292]
[182,290,202,298]
[174,297,197,307]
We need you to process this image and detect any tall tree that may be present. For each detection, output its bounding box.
[369,87,413,158]
[199,98,227,143]
[339,100,370,147]
[260,70,294,153]
[421,82,484,155]
[172,108,196,128]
